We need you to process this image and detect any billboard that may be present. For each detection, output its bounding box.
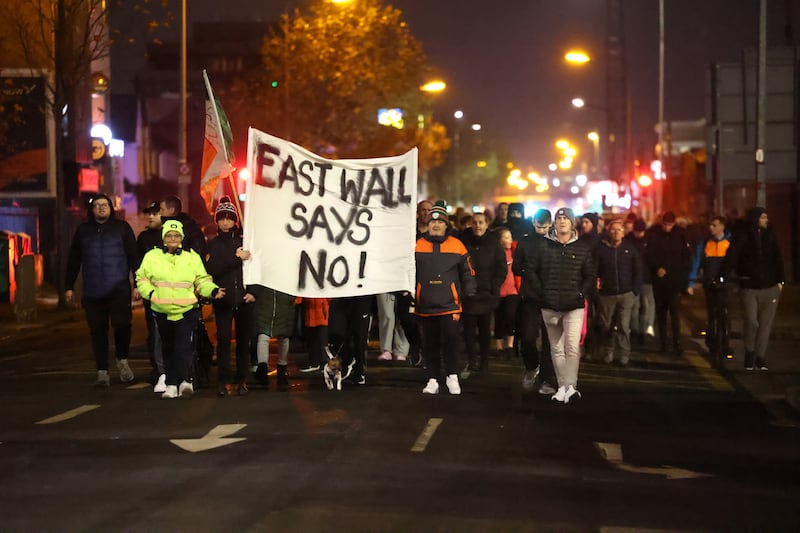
[0,70,56,197]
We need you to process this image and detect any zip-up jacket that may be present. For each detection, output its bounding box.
[688,231,731,288]
[136,248,219,321]
[646,225,691,292]
[250,285,297,337]
[596,237,642,296]
[415,232,476,317]
[512,232,546,303]
[458,228,506,315]
[65,200,138,300]
[727,207,784,289]
[136,227,163,267]
[528,230,595,311]
[205,228,247,308]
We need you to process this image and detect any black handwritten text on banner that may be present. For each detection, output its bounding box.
[242,128,418,298]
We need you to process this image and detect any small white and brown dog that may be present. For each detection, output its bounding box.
[323,347,342,391]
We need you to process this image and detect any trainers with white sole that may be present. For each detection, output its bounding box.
[394,354,407,362]
[377,351,393,361]
[94,370,110,388]
[422,378,439,394]
[153,374,167,393]
[117,358,134,383]
[551,385,567,402]
[178,381,194,398]
[445,374,461,395]
[564,385,581,404]
[162,385,178,399]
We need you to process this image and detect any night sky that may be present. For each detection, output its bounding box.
[112,0,800,171]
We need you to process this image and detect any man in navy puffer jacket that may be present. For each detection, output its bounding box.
[65,193,139,387]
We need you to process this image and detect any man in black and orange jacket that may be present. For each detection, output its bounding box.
[415,200,476,395]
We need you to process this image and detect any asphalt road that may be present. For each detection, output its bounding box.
[1,309,799,532]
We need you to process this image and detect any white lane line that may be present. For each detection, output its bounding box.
[36,404,101,425]
[411,417,443,453]
[126,382,150,390]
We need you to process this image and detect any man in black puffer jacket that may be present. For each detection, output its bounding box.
[458,212,506,376]
[595,219,642,366]
[65,193,139,387]
[527,207,595,404]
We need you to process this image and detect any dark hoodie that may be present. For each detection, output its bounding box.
[728,207,784,289]
[65,193,139,300]
[506,202,534,241]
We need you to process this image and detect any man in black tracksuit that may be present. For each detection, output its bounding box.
[65,193,139,387]
[137,201,166,388]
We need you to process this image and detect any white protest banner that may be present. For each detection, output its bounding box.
[242,128,418,298]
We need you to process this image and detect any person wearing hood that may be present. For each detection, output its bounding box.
[205,197,255,396]
[727,206,784,370]
[137,219,224,398]
[65,193,140,387]
[415,200,476,395]
[458,211,506,376]
[527,207,595,403]
[506,202,534,242]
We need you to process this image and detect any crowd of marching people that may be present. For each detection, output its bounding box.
[65,192,784,402]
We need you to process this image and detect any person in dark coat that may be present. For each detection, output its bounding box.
[65,193,139,387]
[506,202,533,242]
[646,211,691,354]
[624,218,655,344]
[726,206,785,370]
[328,295,373,386]
[513,208,556,395]
[251,285,297,391]
[205,197,255,396]
[136,201,166,390]
[527,207,595,403]
[458,212,506,376]
[595,219,642,366]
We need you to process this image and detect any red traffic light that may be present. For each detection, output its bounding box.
[637,174,653,187]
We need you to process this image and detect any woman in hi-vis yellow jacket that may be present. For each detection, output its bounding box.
[137,219,225,399]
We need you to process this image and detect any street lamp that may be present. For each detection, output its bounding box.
[565,50,591,65]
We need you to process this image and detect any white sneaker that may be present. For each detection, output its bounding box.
[445,374,461,395]
[94,370,110,388]
[377,351,393,361]
[645,325,655,337]
[551,385,567,402]
[178,381,194,398]
[564,385,581,404]
[162,385,178,399]
[422,378,439,394]
[394,354,407,362]
[117,359,134,383]
[153,374,167,393]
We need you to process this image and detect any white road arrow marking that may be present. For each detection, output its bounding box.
[594,442,711,480]
[36,404,100,425]
[170,424,247,453]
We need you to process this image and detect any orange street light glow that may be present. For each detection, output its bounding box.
[421,80,446,93]
[565,50,591,64]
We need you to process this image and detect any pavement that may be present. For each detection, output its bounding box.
[2,281,799,414]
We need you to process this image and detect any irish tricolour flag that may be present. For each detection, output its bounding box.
[200,70,236,214]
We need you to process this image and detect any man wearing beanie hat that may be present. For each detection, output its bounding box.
[65,193,140,388]
[206,196,255,395]
[415,199,476,395]
[137,219,225,399]
[525,206,595,403]
[507,202,534,241]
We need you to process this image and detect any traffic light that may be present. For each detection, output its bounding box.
[271,80,279,88]
[637,174,653,188]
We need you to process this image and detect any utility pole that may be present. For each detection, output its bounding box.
[177,0,190,206]
[54,0,68,309]
[657,0,665,214]
[755,0,767,207]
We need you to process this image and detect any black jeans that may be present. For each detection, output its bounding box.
[305,326,329,368]
[518,299,554,383]
[704,284,731,355]
[462,312,492,368]
[419,314,463,380]
[155,308,200,386]
[329,296,372,378]
[83,290,132,371]
[213,301,255,384]
[653,283,681,349]
[142,300,164,378]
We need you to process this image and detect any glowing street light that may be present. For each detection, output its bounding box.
[555,139,570,150]
[421,80,446,93]
[565,50,591,65]
[454,110,464,119]
[471,123,481,131]
[571,97,586,108]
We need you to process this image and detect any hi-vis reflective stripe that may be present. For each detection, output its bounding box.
[152,281,193,289]
[151,297,197,305]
